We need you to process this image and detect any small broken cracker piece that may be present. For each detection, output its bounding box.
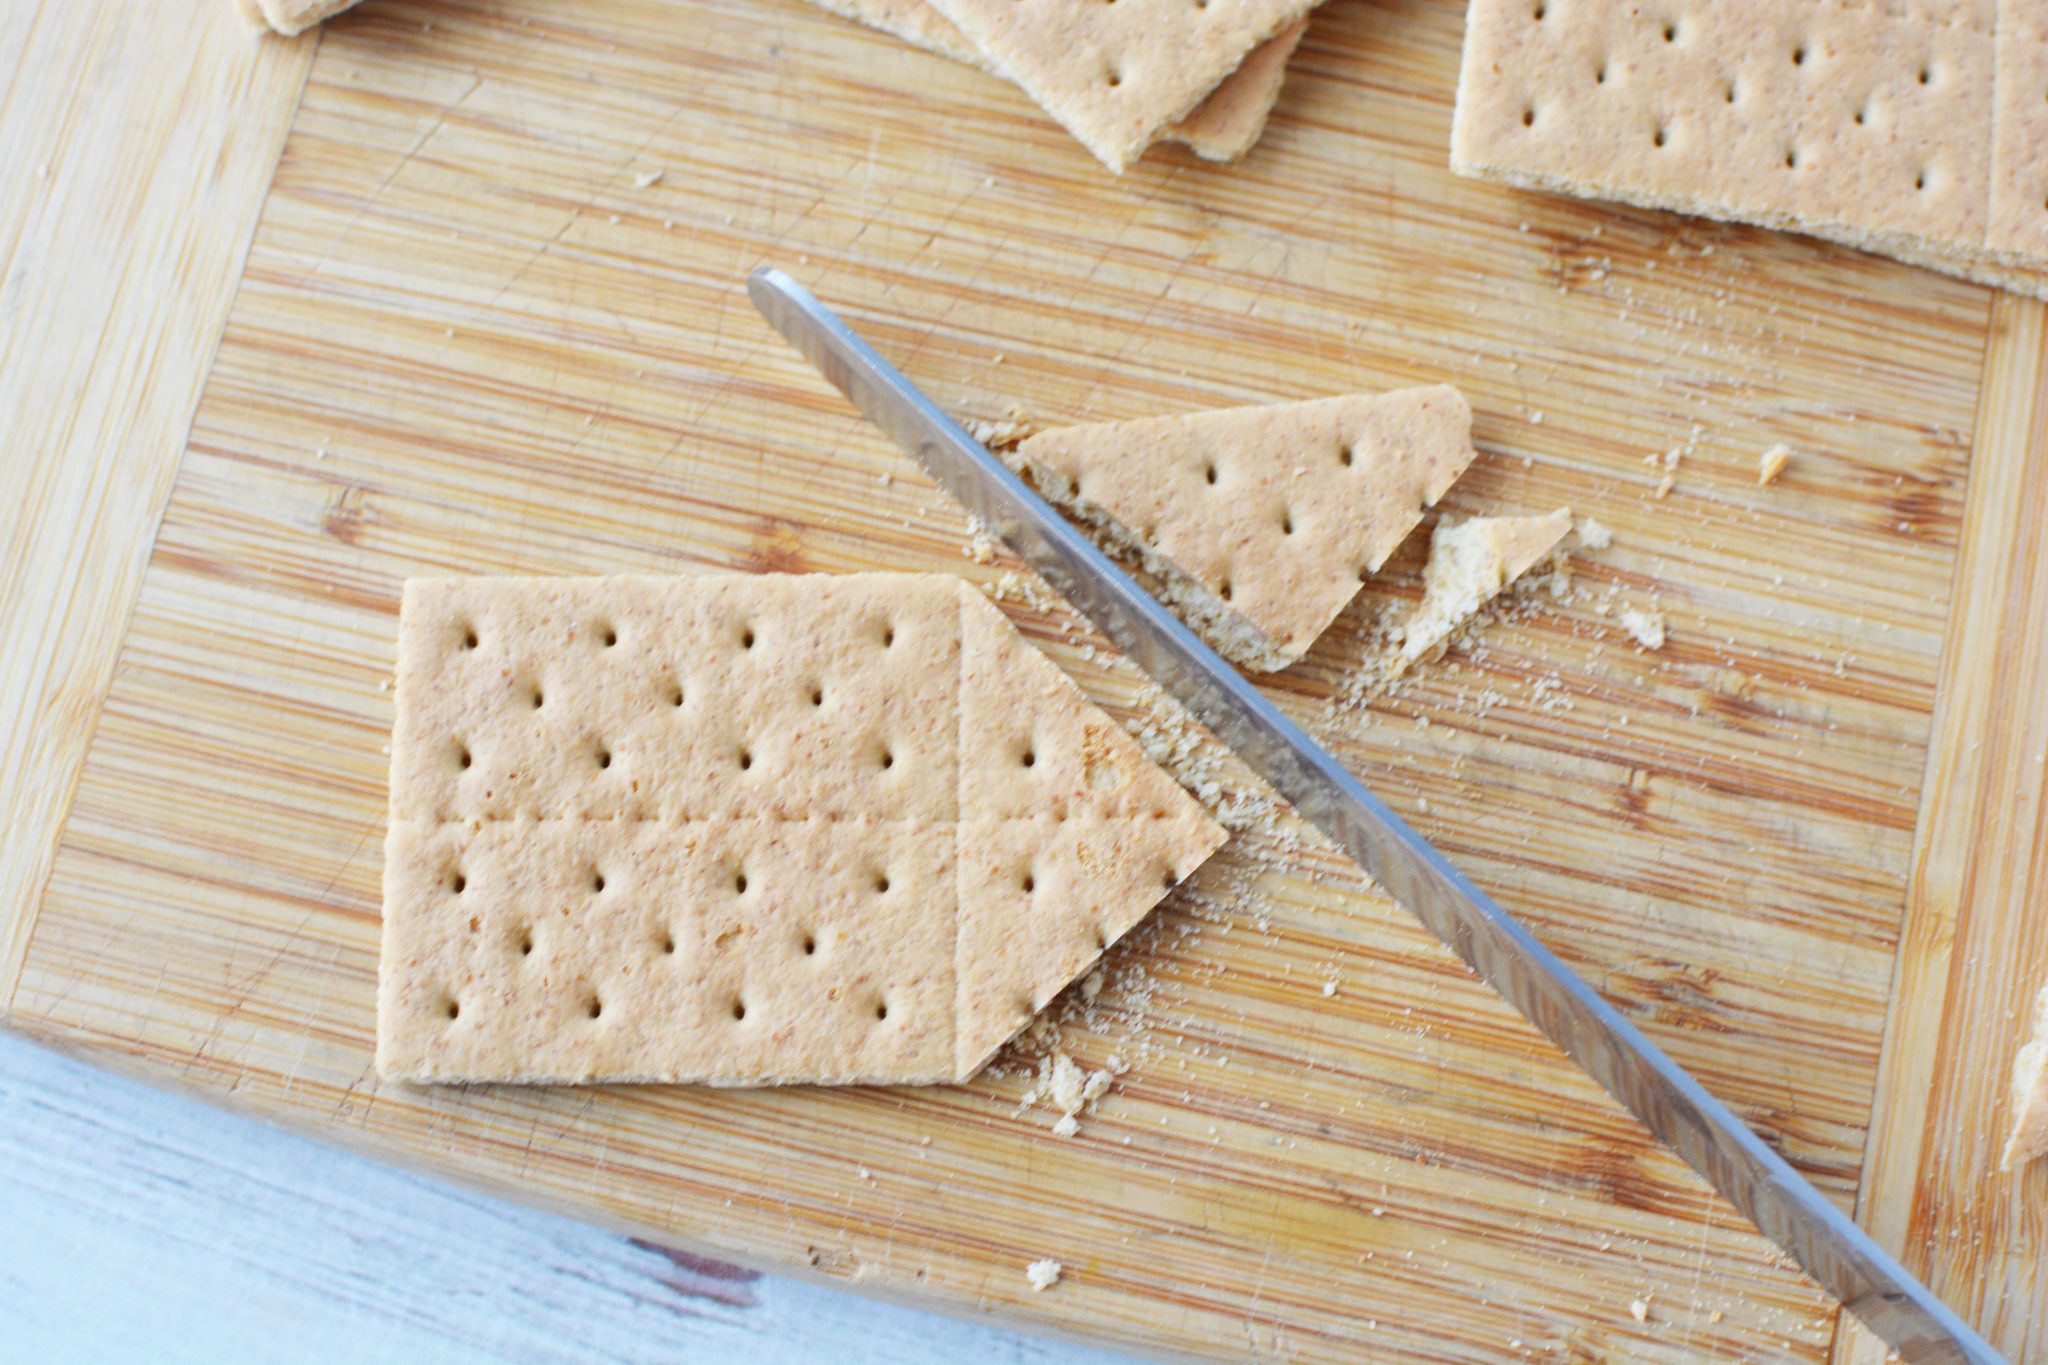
[241,0,363,35]
[799,0,1304,161]
[1398,508,1572,667]
[1025,1258,1063,1291]
[1757,443,1793,487]
[1619,606,1666,651]
[1016,387,1477,672]
[2000,981,2048,1170]
[380,573,1225,1087]
[920,0,1319,171]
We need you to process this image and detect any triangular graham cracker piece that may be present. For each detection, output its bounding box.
[920,0,1320,171]
[803,0,1305,163]
[1397,508,1572,667]
[954,589,1227,1074]
[1015,387,1478,672]
[2002,982,2048,1170]
[378,573,1224,1086]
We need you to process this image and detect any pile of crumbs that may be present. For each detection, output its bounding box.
[1018,1049,1118,1137]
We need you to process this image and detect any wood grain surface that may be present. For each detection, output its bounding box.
[1837,295,2048,1365]
[0,0,315,998]
[4,0,2042,1358]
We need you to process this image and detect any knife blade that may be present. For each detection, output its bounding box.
[747,265,2001,1364]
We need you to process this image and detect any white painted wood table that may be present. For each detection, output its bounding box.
[0,1032,1134,1363]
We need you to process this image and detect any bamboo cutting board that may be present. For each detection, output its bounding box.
[7,0,2048,1358]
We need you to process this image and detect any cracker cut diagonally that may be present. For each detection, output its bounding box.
[1015,388,1478,672]
[378,574,1226,1087]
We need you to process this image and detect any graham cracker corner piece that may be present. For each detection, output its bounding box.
[919,0,1318,171]
[1398,507,1571,668]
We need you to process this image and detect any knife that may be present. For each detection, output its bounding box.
[747,265,2001,1364]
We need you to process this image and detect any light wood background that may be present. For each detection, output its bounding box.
[4,0,2045,1360]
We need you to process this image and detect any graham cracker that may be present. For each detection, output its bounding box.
[1990,5,2048,265]
[2002,981,2048,1169]
[804,0,1305,162]
[955,590,1225,1068]
[1014,387,1477,672]
[1451,0,2048,299]
[379,573,1225,1086]
[919,0,1320,172]
[240,0,362,35]
[1398,508,1571,667]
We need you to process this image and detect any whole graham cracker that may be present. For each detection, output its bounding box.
[919,0,1320,171]
[1014,387,1478,672]
[379,573,1225,1086]
[1398,508,1571,668]
[1452,0,2048,299]
[800,0,1305,161]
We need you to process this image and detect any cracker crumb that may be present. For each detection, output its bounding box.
[1629,1297,1650,1324]
[632,169,665,189]
[1575,516,1612,551]
[1619,607,1666,650]
[1025,1259,1062,1291]
[965,405,1038,452]
[1758,443,1793,486]
[1653,473,1676,500]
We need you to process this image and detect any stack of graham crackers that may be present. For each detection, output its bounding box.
[238,0,1315,171]
[804,0,1319,170]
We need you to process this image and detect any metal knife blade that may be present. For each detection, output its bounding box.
[747,265,2001,1364]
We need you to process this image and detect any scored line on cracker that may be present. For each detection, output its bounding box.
[378,573,1225,1086]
